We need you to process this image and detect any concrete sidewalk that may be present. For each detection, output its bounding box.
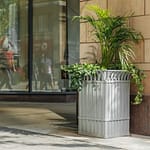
[0,126,123,150]
[0,102,149,150]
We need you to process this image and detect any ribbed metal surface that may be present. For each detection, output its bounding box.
[78,70,130,138]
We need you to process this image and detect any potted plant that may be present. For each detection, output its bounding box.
[62,5,145,138]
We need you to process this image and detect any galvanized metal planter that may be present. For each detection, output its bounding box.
[78,70,130,138]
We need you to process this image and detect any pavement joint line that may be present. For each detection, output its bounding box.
[1,112,57,116]
[0,126,50,136]
[0,126,77,138]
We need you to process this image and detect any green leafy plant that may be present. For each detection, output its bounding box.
[128,64,145,104]
[74,5,143,70]
[62,63,101,90]
[63,5,145,104]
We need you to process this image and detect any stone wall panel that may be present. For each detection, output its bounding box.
[80,23,87,43]
[132,40,144,63]
[143,71,150,95]
[130,16,150,39]
[80,43,100,63]
[145,40,150,62]
[108,0,144,16]
[146,0,150,15]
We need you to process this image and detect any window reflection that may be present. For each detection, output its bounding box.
[0,0,28,91]
[0,0,78,93]
[33,0,66,91]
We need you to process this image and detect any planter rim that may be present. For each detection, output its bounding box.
[96,70,128,72]
[84,69,130,81]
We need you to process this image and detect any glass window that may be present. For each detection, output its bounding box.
[0,0,28,91]
[33,0,67,92]
[0,0,79,93]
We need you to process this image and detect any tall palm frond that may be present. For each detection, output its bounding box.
[73,5,143,69]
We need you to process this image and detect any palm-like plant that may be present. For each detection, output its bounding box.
[74,5,143,69]
[70,5,145,104]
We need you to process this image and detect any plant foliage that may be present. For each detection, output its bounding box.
[73,5,143,69]
[63,5,145,104]
[62,63,101,90]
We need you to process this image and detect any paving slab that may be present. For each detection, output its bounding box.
[0,127,123,150]
[0,102,149,150]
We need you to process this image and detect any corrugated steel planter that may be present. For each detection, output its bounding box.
[78,70,130,138]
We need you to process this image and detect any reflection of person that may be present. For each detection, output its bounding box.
[0,36,16,89]
[32,46,40,90]
[38,42,53,90]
